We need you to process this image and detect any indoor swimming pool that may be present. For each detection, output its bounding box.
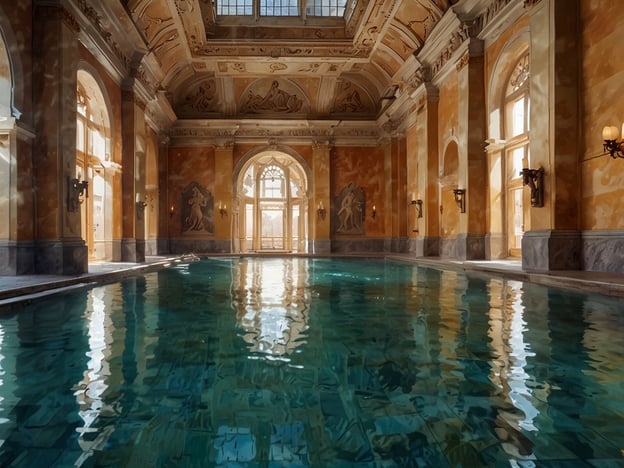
[0,257,623,467]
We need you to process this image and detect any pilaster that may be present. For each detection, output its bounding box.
[121,88,147,262]
[32,3,87,274]
[414,82,441,257]
[456,40,486,260]
[523,0,581,271]
[312,141,331,254]
[214,142,233,252]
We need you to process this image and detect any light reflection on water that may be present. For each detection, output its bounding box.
[232,258,310,362]
[0,257,622,466]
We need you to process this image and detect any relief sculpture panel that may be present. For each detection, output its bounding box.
[240,79,309,115]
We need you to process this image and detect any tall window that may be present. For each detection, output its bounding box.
[76,72,112,261]
[238,153,308,253]
[504,53,530,257]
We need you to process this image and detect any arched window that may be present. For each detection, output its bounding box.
[503,52,530,257]
[237,152,308,253]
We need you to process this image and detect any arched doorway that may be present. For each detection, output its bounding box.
[76,68,114,261]
[235,150,309,253]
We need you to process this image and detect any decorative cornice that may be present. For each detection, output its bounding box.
[36,5,81,33]
[75,0,131,73]
[523,0,542,8]
[169,120,380,146]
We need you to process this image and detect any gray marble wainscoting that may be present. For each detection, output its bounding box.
[34,238,88,275]
[455,233,486,260]
[311,239,331,255]
[522,229,581,272]
[410,236,440,257]
[0,240,35,275]
[485,232,506,260]
[582,230,624,273]
[330,237,386,254]
[121,238,145,263]
[170,238,231,254]
[439,237,457,259]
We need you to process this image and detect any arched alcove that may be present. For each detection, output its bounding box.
[440,140,460,244]
[76,67,115,261]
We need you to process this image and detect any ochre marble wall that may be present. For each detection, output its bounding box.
[437,74,460,239]
[580,0,624,230]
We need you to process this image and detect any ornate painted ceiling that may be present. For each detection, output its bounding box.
[68,0,520,142]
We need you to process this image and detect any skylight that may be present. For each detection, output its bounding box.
[216,0,347,17]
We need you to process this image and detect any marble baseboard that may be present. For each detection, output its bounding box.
[0,240,35,275]
[522,230,581,272]
[582,230,624,273]
[35,238,88,275]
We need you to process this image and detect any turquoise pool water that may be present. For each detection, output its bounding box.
[0,257,623,467]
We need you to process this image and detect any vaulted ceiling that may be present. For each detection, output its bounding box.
[123,0,452,121]
[69,0,525,144]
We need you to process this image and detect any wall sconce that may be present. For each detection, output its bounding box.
[520,167,545,207]
[218,201,227,218]
[371,204,377,219]
[453,189,466,213]
[602,124,624,159]
[135,193,147,221]
[67,176,88,212]
[169,205,175,218]
[411,198,423,218]
[135,192,147,208]
[317,200,326,220]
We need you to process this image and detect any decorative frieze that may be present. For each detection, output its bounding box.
[169,121,380,143]
[455,53,469,71]
[193,44,370,59]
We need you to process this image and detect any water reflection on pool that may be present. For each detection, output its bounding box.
[0,257,623,466]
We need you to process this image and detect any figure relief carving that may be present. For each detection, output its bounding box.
[332,81,370,114]
[334,183,365,235]
[241,80,305,114]
[178,80,218,115]
[181,182,214,234]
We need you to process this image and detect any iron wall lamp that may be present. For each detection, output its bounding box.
[317,201,326,220]
[68,176,88,212]
[602,124,624,159]
[371,204,377,219]
[169,205,175,218]
[411,199,423,218]
[520,167,544,207]
[453,189,466,213]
